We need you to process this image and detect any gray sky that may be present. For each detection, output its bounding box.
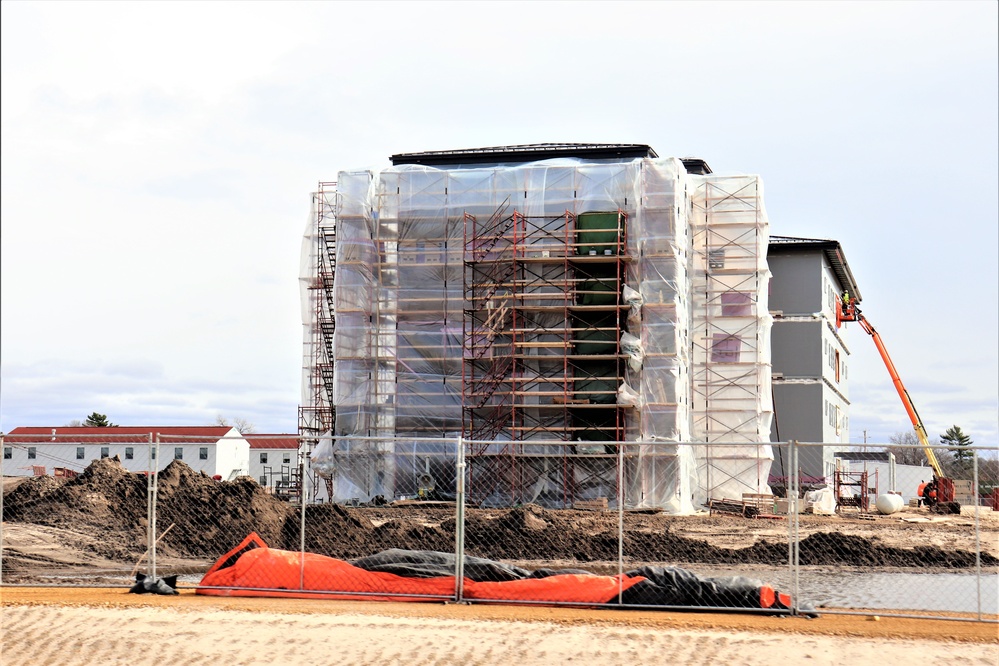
[2,1,996,447]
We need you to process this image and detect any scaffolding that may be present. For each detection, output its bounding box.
[689,175,774,506]
[834,469,877,512]
[461,208,630,506]
[298,182,338,500]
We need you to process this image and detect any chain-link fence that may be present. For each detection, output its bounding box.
[2,434,996,621]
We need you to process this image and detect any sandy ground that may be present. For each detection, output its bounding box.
[1,588,996,666]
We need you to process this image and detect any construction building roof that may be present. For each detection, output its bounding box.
[245,435,300,450]
[6,426,237,443]
[390,143,657,166]
[769,235,862,301]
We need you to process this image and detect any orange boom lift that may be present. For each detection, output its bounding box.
[837,296,955,505]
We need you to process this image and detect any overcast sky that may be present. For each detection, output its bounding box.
[2,1,996,448]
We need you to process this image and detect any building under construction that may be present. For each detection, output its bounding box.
[300,144,774,513]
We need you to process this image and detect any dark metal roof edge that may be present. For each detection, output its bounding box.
[679,157,713,174]
[390,143,657,166]
[768,236,862,301]
[833,451,892,461]
[769,235,837,246]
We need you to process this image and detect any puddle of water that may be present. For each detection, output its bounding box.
[786,570,998,614]
[693,565,998,614]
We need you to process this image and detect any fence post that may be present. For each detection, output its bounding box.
[790,440,800,616]
[973,451,981,620]
[299,444,309,591]
[150,433,159,580]
[455,436,466,603]
[617,439,624,604]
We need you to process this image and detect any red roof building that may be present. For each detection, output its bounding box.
[3,426,249,480]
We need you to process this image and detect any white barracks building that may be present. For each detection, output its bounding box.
[2,426,251,480]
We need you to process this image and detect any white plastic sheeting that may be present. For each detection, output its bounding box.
[301,157,773,511]
[688,174,774,507]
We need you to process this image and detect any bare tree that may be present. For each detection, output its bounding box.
[887,431,929,467]
[214,415,256,434]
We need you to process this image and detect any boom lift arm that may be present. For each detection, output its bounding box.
[837,297,954,503]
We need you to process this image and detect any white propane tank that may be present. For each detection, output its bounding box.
[875,493,904,515]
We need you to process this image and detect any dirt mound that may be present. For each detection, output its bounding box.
[791,532,993,568]
[154,461,295,557]
[2,457,149,559]
[3,460,996,571]
[2,457,298,559]
[931,502,962,515]
[285,504,381,559]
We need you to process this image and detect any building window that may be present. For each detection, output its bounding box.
[174,448,183,460]
[200,447,208,460]
[259,475,268,486]
[710,334,741,363]
[125,447,134,460]
[283,453,291,464]
[28,447,37,460]
[151,448,156,460]
[834,350,841,382]
[720,292,752,317]
[77,447,85,460]
[260,452,268,464]
[101,446,109,459]
[3,447,11,459]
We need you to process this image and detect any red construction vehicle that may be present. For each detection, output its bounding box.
[837,296,955,505]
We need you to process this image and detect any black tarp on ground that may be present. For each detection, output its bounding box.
[351,548,795,611]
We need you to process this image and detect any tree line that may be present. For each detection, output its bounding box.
[65,413,255,433]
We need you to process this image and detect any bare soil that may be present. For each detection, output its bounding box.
[2,457,997,583]
[2,587,997,648]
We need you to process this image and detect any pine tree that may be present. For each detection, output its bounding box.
[940,425,973,476]
[83,412,116,427]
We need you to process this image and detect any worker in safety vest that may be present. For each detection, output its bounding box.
[840,291,852,320]
[917,481,927,507]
